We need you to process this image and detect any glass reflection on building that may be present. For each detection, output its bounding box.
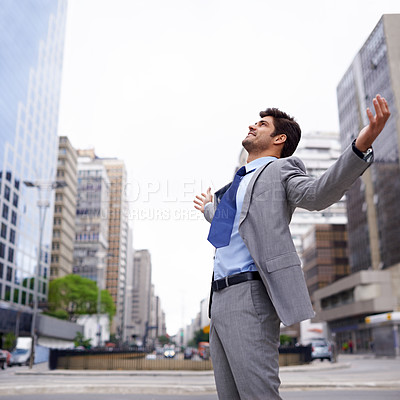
[0,0,68,308]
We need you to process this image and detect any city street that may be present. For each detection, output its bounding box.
[2,391,400,400]
[0,355,399,399]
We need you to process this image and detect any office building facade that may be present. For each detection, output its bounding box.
[101,159,129,338]
[302,224,349,301]
[0,0,67,311]
[130,249,152,344]
[50,136,77,279]
[314,14,400,353]
[73,154,110,286]
[337,14,400,273]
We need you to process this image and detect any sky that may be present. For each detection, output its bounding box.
[58,0,400,335]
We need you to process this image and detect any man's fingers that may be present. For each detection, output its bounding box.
[373,96,383,119]
[381,97,390,114]
[366,107,374,124]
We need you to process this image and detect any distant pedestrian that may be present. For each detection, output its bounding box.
[349,340,354,354]
[194,95,390,399]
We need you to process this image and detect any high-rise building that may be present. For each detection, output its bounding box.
[0,0,67,311]
[100,158,129,339]
[73,153,110,286]
[72,151,130,338]
[337,14,400,273]
[314,14,400,353]
[130,249,152,344]
[124,227,135,342]
[302,224,349,301]
[50,136,77,279]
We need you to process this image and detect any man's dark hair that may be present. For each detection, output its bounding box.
[259,108,301,158]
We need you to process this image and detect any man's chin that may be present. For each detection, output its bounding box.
[242,137,252,150]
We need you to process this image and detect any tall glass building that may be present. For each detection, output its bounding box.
[0,0,68,311]
[337,14,400,273]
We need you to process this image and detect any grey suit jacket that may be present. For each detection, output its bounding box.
[205,144,372,326]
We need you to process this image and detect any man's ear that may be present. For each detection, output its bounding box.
[274,134,287,144]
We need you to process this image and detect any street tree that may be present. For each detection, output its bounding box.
[188,329,209,347]
[46,274,116,322]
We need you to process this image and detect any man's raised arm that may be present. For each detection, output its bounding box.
[355,94,390,152]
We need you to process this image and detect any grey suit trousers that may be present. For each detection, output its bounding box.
[210,280,282,400]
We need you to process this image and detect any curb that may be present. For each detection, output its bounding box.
[1,382,400,396]
[14,362,351,376]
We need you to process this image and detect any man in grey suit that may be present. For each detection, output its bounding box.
[194,95,390,399]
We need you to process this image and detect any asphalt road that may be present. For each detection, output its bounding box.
[3,390,400,400]
[1,354,399,398]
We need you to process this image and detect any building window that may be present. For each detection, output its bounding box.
[5,286,11,301]
[4,185,10,201]
[2,204,9,220]
[0,262,3,279]
[0,223,6,239]
[0,242,5,259]
[13,288,19,303]
[11,211,17,225]
[13,193,18,207]
[8,247,14,263]
[9,229,15,244]
[6,266,12,282]
[6,172,11,181]
[21,291,26,304]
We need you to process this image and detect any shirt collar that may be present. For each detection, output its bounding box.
[245,156,277,173]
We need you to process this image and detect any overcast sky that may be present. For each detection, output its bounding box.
[58,0,400,335]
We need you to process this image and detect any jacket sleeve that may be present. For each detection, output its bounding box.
[204,202,215,223]
[282,143,372,211]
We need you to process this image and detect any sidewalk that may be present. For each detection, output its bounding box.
[3,354,399,396]
[14,357,350,376]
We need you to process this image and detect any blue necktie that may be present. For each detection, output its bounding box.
[207,166,248,248]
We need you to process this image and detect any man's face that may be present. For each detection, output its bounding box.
[242,116,276,152]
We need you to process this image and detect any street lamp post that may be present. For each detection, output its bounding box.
[23,180,66,369]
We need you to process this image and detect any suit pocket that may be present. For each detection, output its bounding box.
[263,252,301,273]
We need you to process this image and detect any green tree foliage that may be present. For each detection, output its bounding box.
[158,335,171,346]
[188,329,209,347]
[47,274,115,322]
[279,334,294,346]
[3,332,16,351]
[73,331,92,349]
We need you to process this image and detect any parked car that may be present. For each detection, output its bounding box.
[10,348,30,366]
[309,338,333,362]
[184,347,194,360]
[163,346,176,358]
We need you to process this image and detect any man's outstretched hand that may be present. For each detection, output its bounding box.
[193,187,213,214]
[355,94,391,152]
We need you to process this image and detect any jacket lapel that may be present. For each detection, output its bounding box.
[239,161,274,227]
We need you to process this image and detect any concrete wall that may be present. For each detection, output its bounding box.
[37,314,83,341]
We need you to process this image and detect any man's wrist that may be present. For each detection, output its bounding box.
[352,139,373,162]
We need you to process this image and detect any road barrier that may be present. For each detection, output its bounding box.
[49,349,213,370]
[49,346,311,370]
